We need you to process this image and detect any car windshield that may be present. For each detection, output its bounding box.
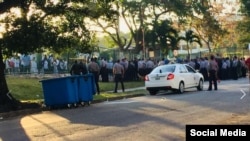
[151,65,176,73]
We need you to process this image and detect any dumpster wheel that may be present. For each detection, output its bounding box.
[80,101,90,107]
[73,103,78,108]
[86,101,91,106]
[80,102,86,107]
[67,103,78,108]
[67,104,72,108]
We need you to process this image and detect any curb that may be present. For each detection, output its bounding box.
[91,93,146,104]
[0,93,146,121]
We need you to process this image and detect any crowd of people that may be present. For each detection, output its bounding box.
[4,54,68,76]
[4,53,250,81]
[4,53,250,93]
[192,55,249,81]
[69,55,250,83]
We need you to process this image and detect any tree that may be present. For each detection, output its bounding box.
[178,29,201,60]
[190,12,227,53]
[93,0,209,58]
[0,0,115,112]
[236,0,250,50]
[120,0,193,55]
[146,20,179,57]
[241,0,250,16]
[237,18,250,46]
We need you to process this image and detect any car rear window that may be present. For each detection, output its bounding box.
[151,65,176,73]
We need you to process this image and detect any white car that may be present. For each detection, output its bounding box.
[145,63,204,95]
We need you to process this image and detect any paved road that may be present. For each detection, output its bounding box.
[0,78,250,141]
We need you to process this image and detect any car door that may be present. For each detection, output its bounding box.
[178,65,193,87]
[185,65,197,86]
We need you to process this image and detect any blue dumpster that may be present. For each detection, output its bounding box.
[40,76,79,108]
[78,73,96,105]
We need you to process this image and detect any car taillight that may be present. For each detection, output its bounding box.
[145,75,149,81]
[167,73,174,80]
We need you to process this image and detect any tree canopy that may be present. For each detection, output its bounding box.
[92,0,211,57]
[240,0,250,16]
[236,0,250,48]
[0,0,118,56]
[0,0,116,111]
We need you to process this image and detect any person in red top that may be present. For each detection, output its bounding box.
[245,57,250,69]
[245,57,250,78]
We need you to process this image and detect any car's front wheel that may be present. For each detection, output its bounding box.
[149,90,158,95]
[178,82,184,94]
[197,79,203,91]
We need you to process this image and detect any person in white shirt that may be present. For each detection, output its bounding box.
[53,59,59,77]
[21,54,31,74]
[14,56,20,75]
[5,59,11,75]
[158,58,165,66]
[30,57,38,76]
[107,60,114,81]
[146,58,155,74]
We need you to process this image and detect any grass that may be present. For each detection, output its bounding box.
[6,75,147,103]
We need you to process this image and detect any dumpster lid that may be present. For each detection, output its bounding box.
[39,75,79,82]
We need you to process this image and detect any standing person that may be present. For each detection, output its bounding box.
[5,59,11,75]
[79,60,88,75]
[58,59,65,75]
[53,59,59,77]
[207,55,219,91]
[221,58,228,80]
[245,57,250,71]
[231,56,239,80]
[107,60,114,81]
[21,54,31,74]
[14,56,20,75]
[100,57,109,82]
[113,59,125,93]
[199,57,208,81]
[88,57,100,94]
[240,57,247,77]
[42,55,49,74]
[63,59,68,71]
[70,60,80,75]
[30,57,38,76]
[158,58,165,66]
[8,57,15,75]
[245,57,250,80]
[145,58,155,75]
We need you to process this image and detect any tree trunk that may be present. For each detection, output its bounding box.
[0,49,21,112]
[206,41,212,53]
[187,42,191,60]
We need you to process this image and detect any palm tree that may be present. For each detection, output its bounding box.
[147,20,179,57]
[179,29,201,60]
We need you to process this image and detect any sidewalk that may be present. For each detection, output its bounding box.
[106,86,146,93]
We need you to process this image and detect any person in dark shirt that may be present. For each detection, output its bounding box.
[70,60,80,75]
[79,60,88,75]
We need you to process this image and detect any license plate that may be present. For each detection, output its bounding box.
[155,77,160,80]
